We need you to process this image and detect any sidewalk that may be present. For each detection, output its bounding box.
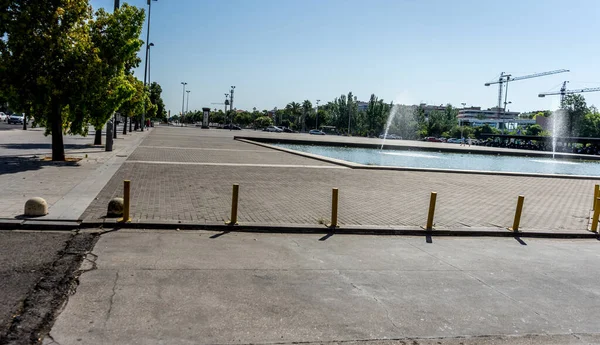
[46,231,600,345]
[0,124,151,221]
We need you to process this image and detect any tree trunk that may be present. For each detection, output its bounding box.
[94,128,102,145]
[134,118,139,131]
[22,114,27,130]
[129,116,132,132]
[122,116,127,135]
[51,98,65,161]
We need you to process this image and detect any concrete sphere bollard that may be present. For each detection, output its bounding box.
[24,197,48,216]
[107,197,124,217]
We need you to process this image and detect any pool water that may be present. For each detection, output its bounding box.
[276,144,600,177]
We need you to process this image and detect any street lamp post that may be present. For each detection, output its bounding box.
[224,93,229,124]
[315,99,320,130]
[186,90,190,115]
[142,0,158,132]
[181,82,187,126]
[147,43,154,84]
[229,86,235,128]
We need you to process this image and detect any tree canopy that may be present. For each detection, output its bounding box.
[0,1,145,160]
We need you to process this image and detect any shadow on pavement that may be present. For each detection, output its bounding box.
[0,156,79,175]
[210,231,230,239]
[514,235,527,245]
[318,233,334,241]
[0,143,91,150]
[426,233,433,243]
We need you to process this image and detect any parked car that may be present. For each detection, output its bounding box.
[379,133,402,140]
[223,124,241,130]
[264,126,283,132]
[281,127,295,133]
[0,112,7,122]
[309,129,326,135]
[7,114,24,125]
[424,137,443,142]
[446,138,460,144]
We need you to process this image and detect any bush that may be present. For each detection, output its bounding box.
[254,116,273,128]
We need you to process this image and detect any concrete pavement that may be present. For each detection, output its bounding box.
[0,123,150,221]
[47,231,600,345]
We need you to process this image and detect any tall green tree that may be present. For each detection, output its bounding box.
[86,4,144,143]
[562,94,588,136]
[0,0,145,160]
[148,82,167,121]
[579,106,600,137]
[285,102,302,129]
[301,100,312,132]
[117,75,148,125]
[365,94,388,137]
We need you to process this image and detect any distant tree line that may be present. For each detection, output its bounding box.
[181,93,600,140]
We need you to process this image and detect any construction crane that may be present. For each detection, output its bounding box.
[485,69,569,116]
[211,94,230,115]
[538,81,600,103]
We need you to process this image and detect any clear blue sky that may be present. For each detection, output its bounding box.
[91,0,600,115]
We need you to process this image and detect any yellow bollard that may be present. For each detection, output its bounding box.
[425,192,437,231]
[227,184,239,225]
[328,188,339,228]
[510,195,525,232]
[591,198,600,233]
[593,185,599,210]
[228,184,239,225]
[119,180,131,223]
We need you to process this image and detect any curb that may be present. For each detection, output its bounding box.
[0,218,594,239]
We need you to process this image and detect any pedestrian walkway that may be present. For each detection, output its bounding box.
[46,231,600,345]
[80,127,597,234]
[0,124,151,220]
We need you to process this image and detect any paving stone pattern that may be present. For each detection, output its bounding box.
[81,127,597,232]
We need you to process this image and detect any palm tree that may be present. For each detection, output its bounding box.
[285,102,302,129]
[301,100,312,132]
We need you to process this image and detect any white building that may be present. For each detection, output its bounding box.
[458,107,535,130]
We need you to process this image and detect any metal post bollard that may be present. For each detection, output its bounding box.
[510,195,525,232]
[227,184,239,225]
[105,120,113,152]
[425,192,437,231]
[591,198,600,233]
[328,188,339,229]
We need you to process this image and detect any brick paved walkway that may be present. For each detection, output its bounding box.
[81,127,598,233]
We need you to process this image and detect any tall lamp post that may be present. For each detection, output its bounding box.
[229,86,235,127]
[315,99,320,130]
[147,43,154,84]
[224,93,229,123]
[142,0,158,131]
[186,90,191,116]
[181,82,187,126]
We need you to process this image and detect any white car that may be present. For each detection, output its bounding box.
[264,126,283,132]
[7,114,24,125]
[0,112,6,122]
